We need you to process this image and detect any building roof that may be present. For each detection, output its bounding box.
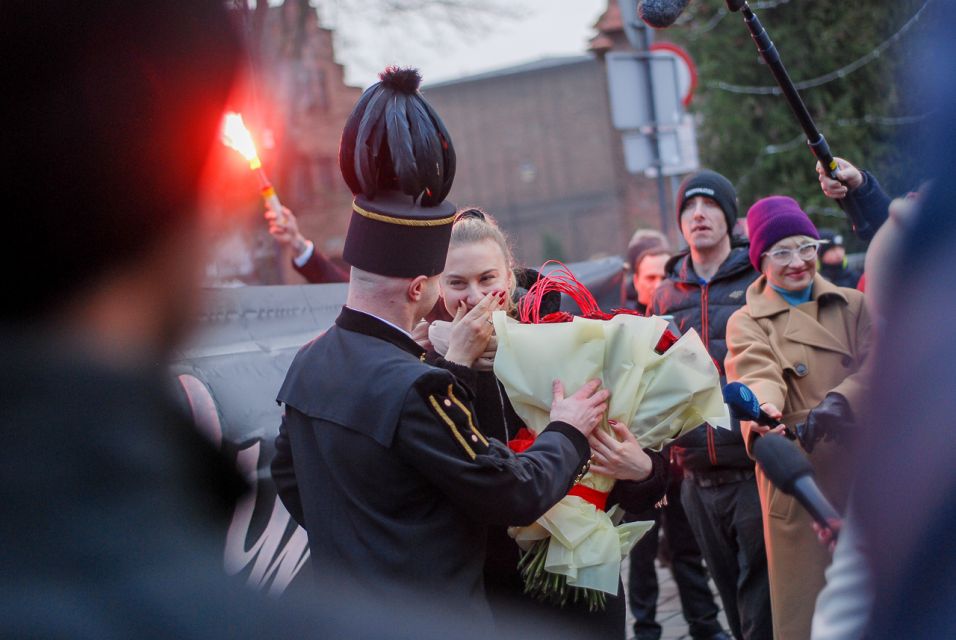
[423,55,596,89]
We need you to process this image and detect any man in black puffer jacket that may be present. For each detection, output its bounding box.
[648,170,772,640]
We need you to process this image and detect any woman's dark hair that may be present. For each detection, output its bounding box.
[454,208,487,223]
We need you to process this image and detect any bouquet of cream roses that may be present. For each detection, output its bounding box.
[492,264,730,609]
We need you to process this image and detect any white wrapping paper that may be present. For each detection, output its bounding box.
[493,310,730,594]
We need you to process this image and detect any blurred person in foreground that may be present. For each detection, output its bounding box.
[815,4,956,636]
[0,2,395,637]
[649,170,768,640]
[725,196,872,640]
[270,69,608,633]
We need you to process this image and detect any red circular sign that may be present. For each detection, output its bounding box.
[650,42,698,107]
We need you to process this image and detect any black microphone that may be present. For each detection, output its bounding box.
[753,435,841,538]
[722,381,797,440]
[637,0,691,28]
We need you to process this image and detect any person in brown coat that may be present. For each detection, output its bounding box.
[725,196,872,640]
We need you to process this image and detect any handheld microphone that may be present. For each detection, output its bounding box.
[722,382,797,440]
[753,435,841,538]
[637,0,691,29]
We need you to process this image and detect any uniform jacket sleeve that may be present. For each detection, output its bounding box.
[394,371,590,526]
[271,412,304,526]
[606,449,668,514]
[725,307,788,452]
[294,249,349,284]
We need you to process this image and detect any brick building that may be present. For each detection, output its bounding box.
[211,2,360,285]
[425,55,663,265]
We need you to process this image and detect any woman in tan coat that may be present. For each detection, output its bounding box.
[725,196,871,640]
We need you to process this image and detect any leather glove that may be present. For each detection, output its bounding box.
[797,392,854,453]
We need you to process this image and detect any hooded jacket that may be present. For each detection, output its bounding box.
[648,244,759,471]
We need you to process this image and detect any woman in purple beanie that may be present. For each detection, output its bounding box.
[723,196,873,640]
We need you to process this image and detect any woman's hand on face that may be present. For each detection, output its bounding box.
[588,419,653,482]
[443,290,507,367]
[748,402,789,436]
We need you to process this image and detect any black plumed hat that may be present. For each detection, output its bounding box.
[339,67,457,277]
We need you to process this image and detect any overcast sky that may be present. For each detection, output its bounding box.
[320,0,607,88]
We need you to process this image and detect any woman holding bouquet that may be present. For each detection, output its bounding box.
[725,196,872,640]
[424,209,669,638]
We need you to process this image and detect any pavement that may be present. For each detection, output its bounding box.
[622,555,731,640]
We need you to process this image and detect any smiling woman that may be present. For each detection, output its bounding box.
[725,195,873,640]
[441,209,517,317]
[762,235,822,293]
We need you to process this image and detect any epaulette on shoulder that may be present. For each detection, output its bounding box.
[414,370,489,460]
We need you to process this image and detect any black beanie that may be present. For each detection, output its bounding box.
[676,170,738,233]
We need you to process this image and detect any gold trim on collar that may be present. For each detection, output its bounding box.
[353,202,455,227]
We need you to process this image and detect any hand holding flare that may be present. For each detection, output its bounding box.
[221,112,285,223]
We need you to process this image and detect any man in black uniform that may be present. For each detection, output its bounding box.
[271,69,608,628]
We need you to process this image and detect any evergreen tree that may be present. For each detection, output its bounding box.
[667,0,935,246]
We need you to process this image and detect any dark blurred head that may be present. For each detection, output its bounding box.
[0,1,241,325]
[626,229,669,273]
[817,228,846,265]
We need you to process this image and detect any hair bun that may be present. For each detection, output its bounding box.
[455,208,487,223]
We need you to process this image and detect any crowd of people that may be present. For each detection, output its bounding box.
[5,1,956,639]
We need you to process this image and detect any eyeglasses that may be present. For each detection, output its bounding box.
[762,241,827,266]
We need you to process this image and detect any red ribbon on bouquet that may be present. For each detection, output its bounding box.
[568,484,610,511]
[508,427,611,511]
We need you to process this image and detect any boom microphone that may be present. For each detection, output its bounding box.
[638,0,691,29]
[753,435,841,539]
[722,382,797,440]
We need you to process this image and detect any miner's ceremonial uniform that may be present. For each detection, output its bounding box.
[272,307,589,622]
[271,67,592,628]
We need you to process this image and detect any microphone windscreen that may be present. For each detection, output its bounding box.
[638,0,691,28]
[753,435,813,494]
[723,381,761,421]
